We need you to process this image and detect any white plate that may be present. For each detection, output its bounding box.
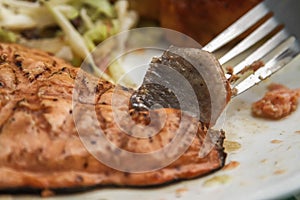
[6,53,300,200]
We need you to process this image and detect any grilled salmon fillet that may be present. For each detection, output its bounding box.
[0,43,226,190]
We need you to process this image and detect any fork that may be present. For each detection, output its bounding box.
[202,0,300,96]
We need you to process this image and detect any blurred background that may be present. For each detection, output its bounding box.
[129,0,262,45]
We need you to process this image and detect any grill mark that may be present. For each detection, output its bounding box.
[0,101,18,133]
[8,100,54,137]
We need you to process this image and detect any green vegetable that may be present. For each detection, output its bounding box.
[82,0,115,18]
[56,5,79,20]
[43,1,89,60]
[44,0,113,82]
[0,28,17,43]
[80,8,94,30]
[0,0,138,85]
[84,21,119,50]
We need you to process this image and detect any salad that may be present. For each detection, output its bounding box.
[0,0,138,83]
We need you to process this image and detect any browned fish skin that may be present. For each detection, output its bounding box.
[131,46,231,126]
[0,43,226,190]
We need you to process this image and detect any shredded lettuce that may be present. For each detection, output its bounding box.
[84,21,119,51]
[0,4,36,30]
[80,8,94,30]
[82,0,115,18]
[43,0,113,82]
[43,1,90,61]
[56,5,79,20]
[0,28,18,43]
[0,0,55,29]
[0,0,138,84]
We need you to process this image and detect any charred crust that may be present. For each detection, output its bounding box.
[75,175,84,183]
[148,137,153,143]
[90,140,97,145]
[120,85,129,91]
[15,60,22,68]
[83,162,89,169]
[123,172,130,177]
[52,60,57,67]
[13,53,23,69]
[94,86,100,93]
[0,53,7,63]
[215,130,227,167]
[104,171,110,176]
[130,47,217,124]
[129,109,151,125]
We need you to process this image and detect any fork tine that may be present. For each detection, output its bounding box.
[226,29,289,78]
[202,2,270,52]
[219,17,279,65]
[233,36,300,96]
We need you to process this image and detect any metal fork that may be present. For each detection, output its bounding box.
[202,0,300,96]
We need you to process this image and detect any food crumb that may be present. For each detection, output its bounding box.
[252,83,300,119]
[175,187,188,198]
[227,60,265,84]
[273,169,286,175]
[203,175,231,187]
[271,139,283,144]
[41,189,55,197]
[225,66,234,74]
[240,60,264,74]
[231,87,238,96]
[223,161,240,170]
[224,141,241,152]
[260,159,267,163]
